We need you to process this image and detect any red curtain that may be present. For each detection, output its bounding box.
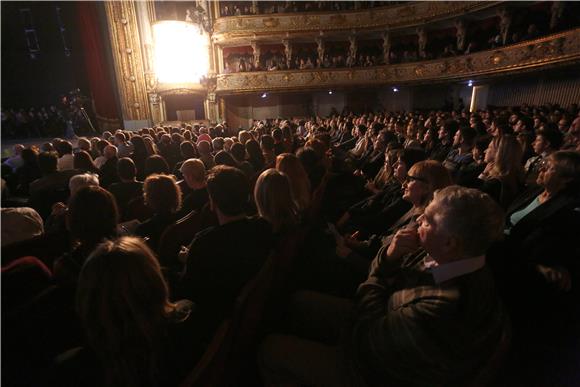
[76,2,120,121]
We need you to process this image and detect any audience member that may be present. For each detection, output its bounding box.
[135,174,182,251]
[179,165,273,344]
[260,186,508,387]
[53,236,197,386]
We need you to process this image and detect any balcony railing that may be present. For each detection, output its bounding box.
[212,1,500,42]
[214,29,580,94]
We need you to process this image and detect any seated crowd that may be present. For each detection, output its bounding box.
[2,102,580,386]
[222,3,579,74]
[219,1,401,17]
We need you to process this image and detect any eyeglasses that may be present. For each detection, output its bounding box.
[406,174,428,183]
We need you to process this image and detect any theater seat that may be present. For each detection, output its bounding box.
[180,228,307,386]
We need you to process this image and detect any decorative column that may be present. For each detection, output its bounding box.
[104,1,151,129]
[251,0,258,15]
[416,27,427,59]
[382,31,391,64]
[218,97,226,123]
[315,36,325,64]
[550,2,564,31]
[282,38,292,68]
[251,40,261,68]
[348,34,357,67]
[455,19,466,52]
[497,8,511,46]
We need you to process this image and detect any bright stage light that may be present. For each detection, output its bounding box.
[153,21,209,84]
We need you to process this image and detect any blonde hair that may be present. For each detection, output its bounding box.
[275,153,311,212]
[489,135,523,182]
[77,236,175,385]
[254,169,298,231]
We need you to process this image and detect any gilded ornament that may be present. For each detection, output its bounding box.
[490,51,505,65]
[329,14,346,26]
[262,17,279,28]
[414,65,426,77]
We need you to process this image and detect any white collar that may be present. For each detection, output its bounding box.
[423,255,486,284]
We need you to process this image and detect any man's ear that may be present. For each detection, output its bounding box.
[208,195,215,213]
[445,235,462,257]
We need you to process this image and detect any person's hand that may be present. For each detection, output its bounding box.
[336,237,352,259]
[536,264,572,292]
[343,232,364,249]
[386,227,420,262]
[364,179,377,192]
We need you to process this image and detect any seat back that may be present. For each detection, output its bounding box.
[180,228,307,387]
[157,206,217,267]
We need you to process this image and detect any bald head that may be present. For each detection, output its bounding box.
[180,158,206,189]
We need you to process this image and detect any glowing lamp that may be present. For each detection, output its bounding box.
[153,21,209,84]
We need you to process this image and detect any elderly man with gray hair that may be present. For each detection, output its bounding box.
[260,186,510,387]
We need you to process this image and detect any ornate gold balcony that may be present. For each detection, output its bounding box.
[212,1,501,44]
[215,29,580,94]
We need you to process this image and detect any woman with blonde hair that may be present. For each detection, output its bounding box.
[59,236,195,386]
[254,169,299,233]
[275,153,311,213]
[478,134,524,208]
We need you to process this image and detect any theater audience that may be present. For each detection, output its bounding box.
[14,147,41,196]
[523,126,563,186]
[56,141,74,171]
[108,158,144,221]
[231,141,255,177]
[53,237,197,386]
[73,150,100,175]
[97,145,119,188]
[144,154,170,177]
[135,174,182,251]
[337,160,452,272]
[52,185,119,288]
[254,169,299,233]
[28,151,81,219]
[491,150,580,384]
[197,140,215,170]
[338,148,425,236]
[275,153,311,214]
[259,186,508,387]
[2,103,579,386]
[179,165,273,344]
[178,158,209,215]
[477,135,524,208]
[246,139,266,173]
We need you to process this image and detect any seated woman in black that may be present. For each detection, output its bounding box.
[491,150,580,383]
[135,174,182,252]
[336,148,426,237]
[52,237,197,386]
